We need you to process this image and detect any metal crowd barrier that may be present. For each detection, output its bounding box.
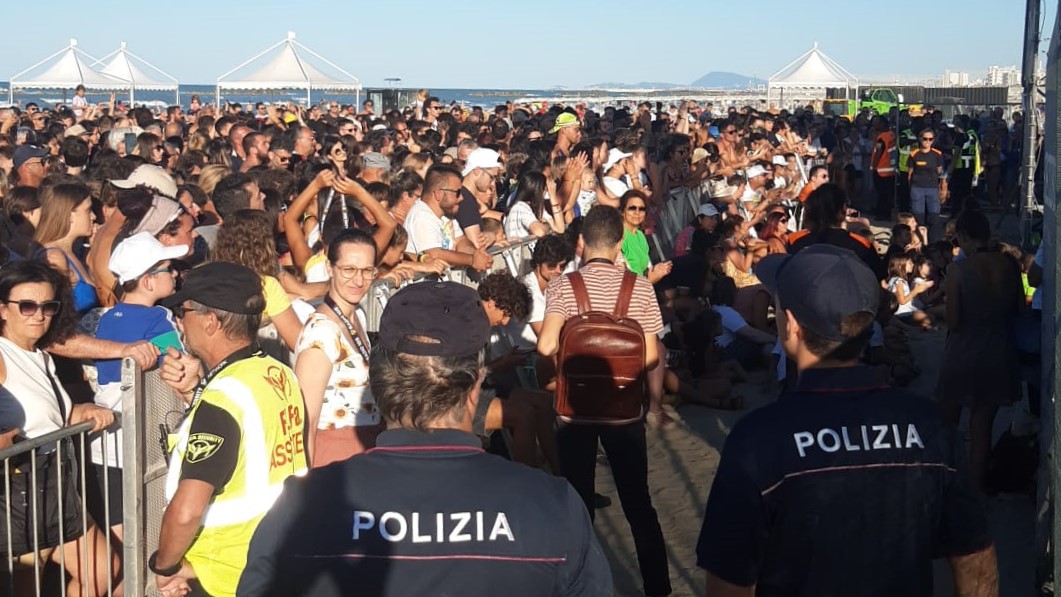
[361,237,539,333]
[120,358,183,597]
[1,414,123,597]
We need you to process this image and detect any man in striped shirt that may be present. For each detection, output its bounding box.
[538,206,672,597]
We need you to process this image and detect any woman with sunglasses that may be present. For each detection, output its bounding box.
[759,210,791,255]
[322,134,348,176]
[619,192,674,428]
[293,229,383,466]
[907,128,946,242]
[0,260,120,596]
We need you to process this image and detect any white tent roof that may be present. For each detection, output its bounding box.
[10,39,128,90]
[94,43,178,91]
[217,32,360,91]
[768,43,858,89]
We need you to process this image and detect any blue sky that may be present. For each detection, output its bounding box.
[0,0,1047,89]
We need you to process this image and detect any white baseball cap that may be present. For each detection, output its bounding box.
[745,165,768,179]
[109,232,188,284]
[772,155,788,166]
[109,164,178,198]
[461,148,503,177]
[602,148,633,172]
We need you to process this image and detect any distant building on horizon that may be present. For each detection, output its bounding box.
[985,65,1020,86]
[943,70,970,87]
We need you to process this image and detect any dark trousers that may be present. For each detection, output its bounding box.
[873,173,896,219]
[950,169,975,215]
[897,174,912,213]
[556,420,672,596]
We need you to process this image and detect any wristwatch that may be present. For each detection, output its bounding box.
[149,551,183,577]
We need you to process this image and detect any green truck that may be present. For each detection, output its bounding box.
[822,88,923,119]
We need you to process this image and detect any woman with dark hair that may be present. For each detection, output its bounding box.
[619,190,671,283]
[787,183,883,279]
[132,132,164,165]
[294,229,383,466]
[939,210,1024,491]
[322,134,348,176]
[0,260,119,596]
[504,170,565,238]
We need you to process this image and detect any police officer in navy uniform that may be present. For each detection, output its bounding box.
[695,245,998,597]
[237,281,612,597]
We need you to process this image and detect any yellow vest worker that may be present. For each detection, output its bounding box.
[150,262,307,597]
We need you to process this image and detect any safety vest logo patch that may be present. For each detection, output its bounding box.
[186,433,225,463]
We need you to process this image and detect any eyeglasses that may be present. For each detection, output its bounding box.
[24,158,48,168]
[437,187,461,195]
[334,265,377,281]
[6,299,61,317]
[146,265,175,276]
[724,129,737,135]
[626,205,647,212]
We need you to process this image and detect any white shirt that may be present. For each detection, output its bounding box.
[504,201,540,239]
[404,200,463,254]
[0,337,72,439]
[515,271,547,347]
[71,94,89,117]
[888,277,917,314]
[602,176,629,199]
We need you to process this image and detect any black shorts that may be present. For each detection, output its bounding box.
[85,464,123,529]
[0,449,84,556]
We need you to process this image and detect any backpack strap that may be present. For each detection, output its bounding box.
[568,271,592,315]
[614,271,637,318]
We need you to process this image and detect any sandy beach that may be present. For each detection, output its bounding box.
[592,324,1038,596]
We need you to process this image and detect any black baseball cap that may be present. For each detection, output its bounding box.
[379,281,490,357]
[753,244,878,342]
[164,262,262,315]
[13,144,49,170]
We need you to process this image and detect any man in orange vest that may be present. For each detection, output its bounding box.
[868,116,897,220]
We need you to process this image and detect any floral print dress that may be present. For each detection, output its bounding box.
[295,311,378,429]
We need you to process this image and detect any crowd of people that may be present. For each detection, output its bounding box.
[0,88,1033,596]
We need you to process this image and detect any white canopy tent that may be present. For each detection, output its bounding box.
[8,38,129,105]
[216,32,361,107]
[93,42,179,106]
[767,43,859,105]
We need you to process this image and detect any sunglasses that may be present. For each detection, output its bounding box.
[779,217,789,223]
[626,205,647,212]
[6,299,61,317]
[921,137,934,141]
[171,303,196,320]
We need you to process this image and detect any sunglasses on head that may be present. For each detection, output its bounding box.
[6,299,61,317]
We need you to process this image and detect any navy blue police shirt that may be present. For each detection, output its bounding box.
[696,366,991,596]
[237,428,613,597]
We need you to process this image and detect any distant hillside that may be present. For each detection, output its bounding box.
[690,72,766,89]
[587,82,683,90]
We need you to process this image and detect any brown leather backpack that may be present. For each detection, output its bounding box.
[554,270,647,425]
